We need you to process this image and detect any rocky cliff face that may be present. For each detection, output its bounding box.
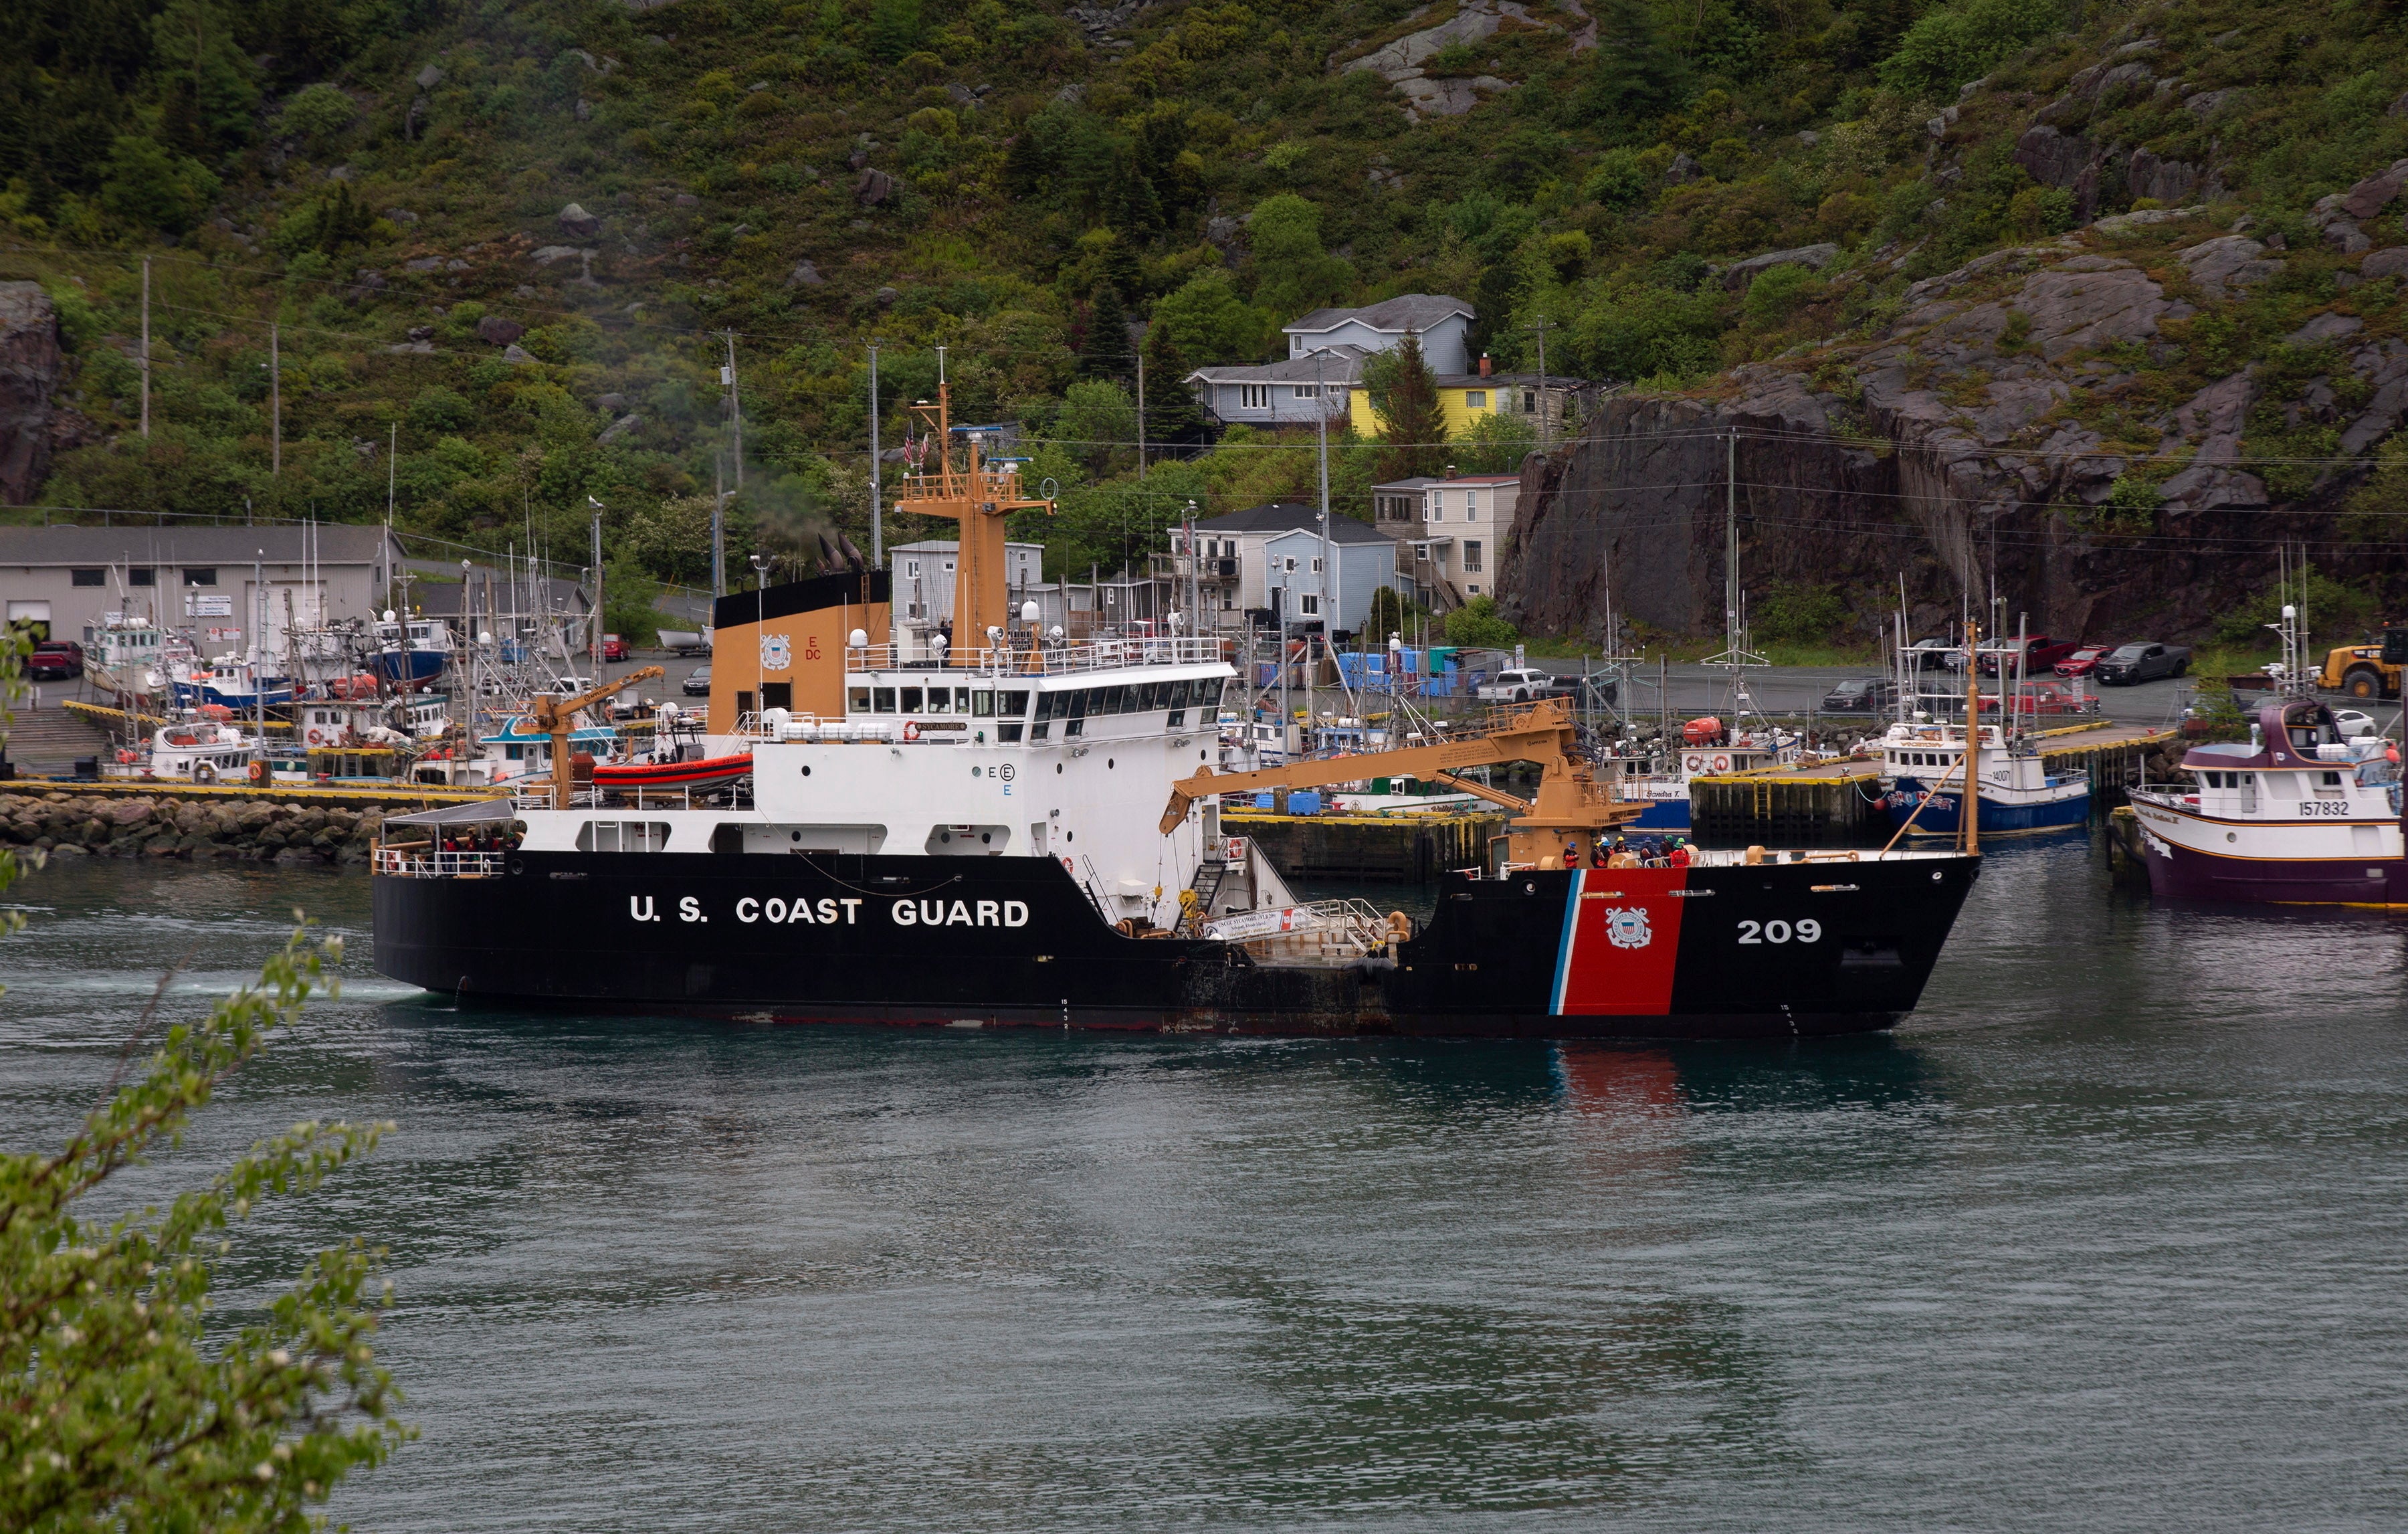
[0,282,64,506]
[1502,191,2408,644]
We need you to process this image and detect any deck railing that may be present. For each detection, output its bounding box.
[373,846,507,878]
[845,636,1230,676]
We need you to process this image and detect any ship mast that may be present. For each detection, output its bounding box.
[888,365,1054,656]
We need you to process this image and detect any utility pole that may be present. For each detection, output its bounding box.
[1315,348,1332,640]
[268,322,282,477]
[590,506,604,670]
[712,452,727,598]
[868,342,882,566]
[719,330,742,487]
[139,258,150,439]
[1525,315,1554,449]
[1136,349,1146,478]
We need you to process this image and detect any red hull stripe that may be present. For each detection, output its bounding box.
[1551,866,1688,1017]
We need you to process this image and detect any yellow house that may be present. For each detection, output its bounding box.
[1342,367,1585,440]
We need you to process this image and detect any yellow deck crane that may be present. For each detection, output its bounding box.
[1159,698,1647,868]
[529,666,665,809]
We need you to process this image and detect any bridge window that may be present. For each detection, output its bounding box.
[999,689,1030,716]
[899,686,922,712]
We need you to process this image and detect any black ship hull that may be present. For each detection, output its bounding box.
[373,851,1979,1040]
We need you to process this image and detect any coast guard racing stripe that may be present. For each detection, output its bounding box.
[1550,868,1688,1016]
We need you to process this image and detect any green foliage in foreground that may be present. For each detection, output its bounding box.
[1446,595,1520,649]
[0,635,403,1529]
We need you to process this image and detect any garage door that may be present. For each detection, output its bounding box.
[7,601,52,643]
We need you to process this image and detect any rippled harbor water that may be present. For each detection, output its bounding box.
[4,840,2407,1530]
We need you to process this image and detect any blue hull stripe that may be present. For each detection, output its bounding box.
[1548,869,1584,1016]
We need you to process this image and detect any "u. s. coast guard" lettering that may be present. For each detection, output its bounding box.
[891,898,1028,927]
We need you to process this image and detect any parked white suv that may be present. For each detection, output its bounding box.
[1478,668,1561,704]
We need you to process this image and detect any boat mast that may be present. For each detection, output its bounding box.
[1963,615,1979,856]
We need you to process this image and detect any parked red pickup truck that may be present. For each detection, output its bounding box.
[1977,635,2084,676]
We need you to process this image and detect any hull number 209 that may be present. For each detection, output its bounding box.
[1737,919,1821,944]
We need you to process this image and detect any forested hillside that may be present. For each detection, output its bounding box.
[6,0,2408,640]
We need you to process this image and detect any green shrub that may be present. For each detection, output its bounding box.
[1446,595,1518,648]
[1752,581,1848,644]
[1878,0,2066,96]
[407,386,476,435]
[280,83,357,145]
[1582,148,1651,209]
[96,136,221,237]
[1741,263,1817,326]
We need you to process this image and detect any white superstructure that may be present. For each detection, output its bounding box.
[514,637,1239,931]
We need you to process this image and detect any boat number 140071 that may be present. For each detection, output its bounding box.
[1736,919,1822,944]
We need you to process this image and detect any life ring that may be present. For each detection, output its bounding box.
[191,761,215,784]
[1711,753,1732,773]
[903,720,920,741]
[1683,752,1704,772]
[248,759,270,786]
[305,726,329,747]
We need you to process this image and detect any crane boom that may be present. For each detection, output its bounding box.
[1160,699,1643,866]
[532,666,666,809]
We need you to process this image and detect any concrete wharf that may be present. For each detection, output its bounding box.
[1689,721,2177,848]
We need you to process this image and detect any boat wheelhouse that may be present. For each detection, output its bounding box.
[2130,697,2405,904]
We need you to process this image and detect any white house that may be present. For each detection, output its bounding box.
[1409,473,1520,603]
[1284,294,1474,375]
[1260,520,1400,635]
[1184,345,1371,430]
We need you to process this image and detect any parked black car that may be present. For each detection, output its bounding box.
[681,664,712,697]
[1821,677,1898,712]
[2094,640,2191,684]
[1905,636,1961,670]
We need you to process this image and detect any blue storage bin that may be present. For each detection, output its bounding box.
[1288,791,1322,814]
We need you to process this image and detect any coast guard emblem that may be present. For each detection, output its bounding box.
[1603,906,1652,949]
[759,633,791,672]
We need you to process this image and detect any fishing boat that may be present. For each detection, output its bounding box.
[373,381,1982,1039]
[1877,721,2090,836]
[2128,696,2405,904]
[167,652,297,710]
[104,718,263,785]
[369,616,455,687]
[1874,617,2089,838]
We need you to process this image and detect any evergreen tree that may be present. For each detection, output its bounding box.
[1082,287,1136,382]
[1098,230,1144,304]
[1575,0,1688,138]
[1141,323,1211,454]
[1366,330,1447,481]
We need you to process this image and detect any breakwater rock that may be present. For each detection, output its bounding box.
[0,791,390,864]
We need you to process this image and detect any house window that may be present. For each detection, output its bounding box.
[1428,501,1442,521]
[129,568,155,587]
[183,569,215,587]
[1300,593,1321,615]
[1464,541,1482,573]
[1467,583,1481,595]
[1310,557,1324,574]
[943,561,955,573]
[1465,390,1486,409]
[1239,384,1270,409]
[906,560,920,576]
[1524,391,1537,412]
[70,569,104,587]
[1292,384,1321,399]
